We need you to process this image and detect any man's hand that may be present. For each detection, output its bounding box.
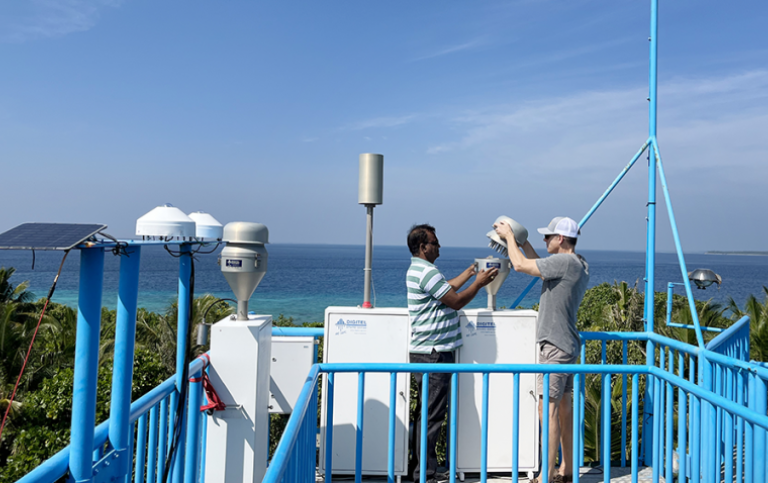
[462,264,477,278]
[493,221,517,246]
[448,263,478,290]
[440,266,500,310]
[475,268,499,288]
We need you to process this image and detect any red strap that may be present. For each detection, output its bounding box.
[200,372,227,412]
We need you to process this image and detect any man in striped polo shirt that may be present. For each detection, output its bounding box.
[407,224,497,482]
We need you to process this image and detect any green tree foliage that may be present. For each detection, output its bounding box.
[0,349,169,481]
[727,287,768,361]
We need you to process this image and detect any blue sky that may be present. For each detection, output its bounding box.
[1,1,767,252]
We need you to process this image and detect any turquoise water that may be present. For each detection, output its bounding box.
[1,244,767,324]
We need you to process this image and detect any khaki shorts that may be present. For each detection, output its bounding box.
[536,342,577,401]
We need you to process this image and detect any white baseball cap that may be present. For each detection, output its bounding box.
[537,217,580,238]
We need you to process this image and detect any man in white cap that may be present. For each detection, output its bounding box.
[494,216,589,483]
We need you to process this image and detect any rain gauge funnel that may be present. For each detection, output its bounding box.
[219,222,269,320]
[476,258,510,310]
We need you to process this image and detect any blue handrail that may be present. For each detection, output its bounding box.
[266,333,768,483]
[18,357,207,483]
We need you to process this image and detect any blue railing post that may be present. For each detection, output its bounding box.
[158,397,169,478]
[572,373,580,483]
[664,353,673,483]
[420,374,429,483]
[450,373,458,483]
[631,374,639,483]
[754,375,767,483]
[621,342,628,468]
[69,247,105,483]
[542,374,550,483]
[388,372,397,483]
[600,342,607,468]
[184,367,204,483]
[602,370,612,483]
[136,415,148,483]
[325,372,335,483]
[148,405,159,483]
[355,372,365,483]
[481,373,489,483]
[677,352,687,483]
[172,243,193,483]
[108,245,142,479]
[737,369,745,483]
[703,359,715,483]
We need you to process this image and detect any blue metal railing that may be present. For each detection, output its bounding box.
[264,328,768,483]
[19,356,208,483]
[19,325,322,483]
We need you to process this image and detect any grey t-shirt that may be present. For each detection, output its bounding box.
[535,253,590,357]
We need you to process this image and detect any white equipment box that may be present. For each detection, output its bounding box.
[320,307,411,480]
[269,336,315,414]
[205,315,272,483]
[456,309,539,480]
[319,306,539,481]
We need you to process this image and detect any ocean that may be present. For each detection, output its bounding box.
[1,244,767,324]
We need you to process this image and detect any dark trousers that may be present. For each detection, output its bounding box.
[410,349,454,481]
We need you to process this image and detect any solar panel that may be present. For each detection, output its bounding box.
[0,223,108,250]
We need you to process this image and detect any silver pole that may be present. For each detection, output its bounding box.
[487,292,496,311]
[363,204,374,308]
[237,300,249,320]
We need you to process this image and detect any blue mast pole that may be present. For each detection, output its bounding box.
[69,248,105,483]
[108,246,142,479]
[172,243,192,483]
[642,0,659,467]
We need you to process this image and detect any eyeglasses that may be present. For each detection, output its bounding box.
[426,241,440,247]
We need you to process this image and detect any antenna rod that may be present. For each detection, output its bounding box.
[363,204,374,308]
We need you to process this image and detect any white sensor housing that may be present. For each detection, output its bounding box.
[188,212,224,240]
[136,204,196,238]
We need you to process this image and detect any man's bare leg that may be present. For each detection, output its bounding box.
[539,397,562,482]
[558,391,573,477]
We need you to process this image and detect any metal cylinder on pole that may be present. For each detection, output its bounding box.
[359,153,383,308]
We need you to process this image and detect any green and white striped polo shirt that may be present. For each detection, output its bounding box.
[407,257,463,353]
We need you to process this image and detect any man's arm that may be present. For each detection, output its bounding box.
[494,222,541,277]
[440,268,498,310]
[521,240,540,260]
[447,264,477,290]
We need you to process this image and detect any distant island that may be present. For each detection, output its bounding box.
[706,251,768,256]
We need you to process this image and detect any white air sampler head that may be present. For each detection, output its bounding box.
[487,216,528,257]
[136,204,196,239]
[219,222,269,321]
[188,212,223,240]
[475,257,511,311]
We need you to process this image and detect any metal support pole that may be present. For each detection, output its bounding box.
[69,247,105,483]
[642,0,659,465]
[363,204,374,308]
[108,246,142,479]
[172,244,193,483]
[666,283,674,326]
